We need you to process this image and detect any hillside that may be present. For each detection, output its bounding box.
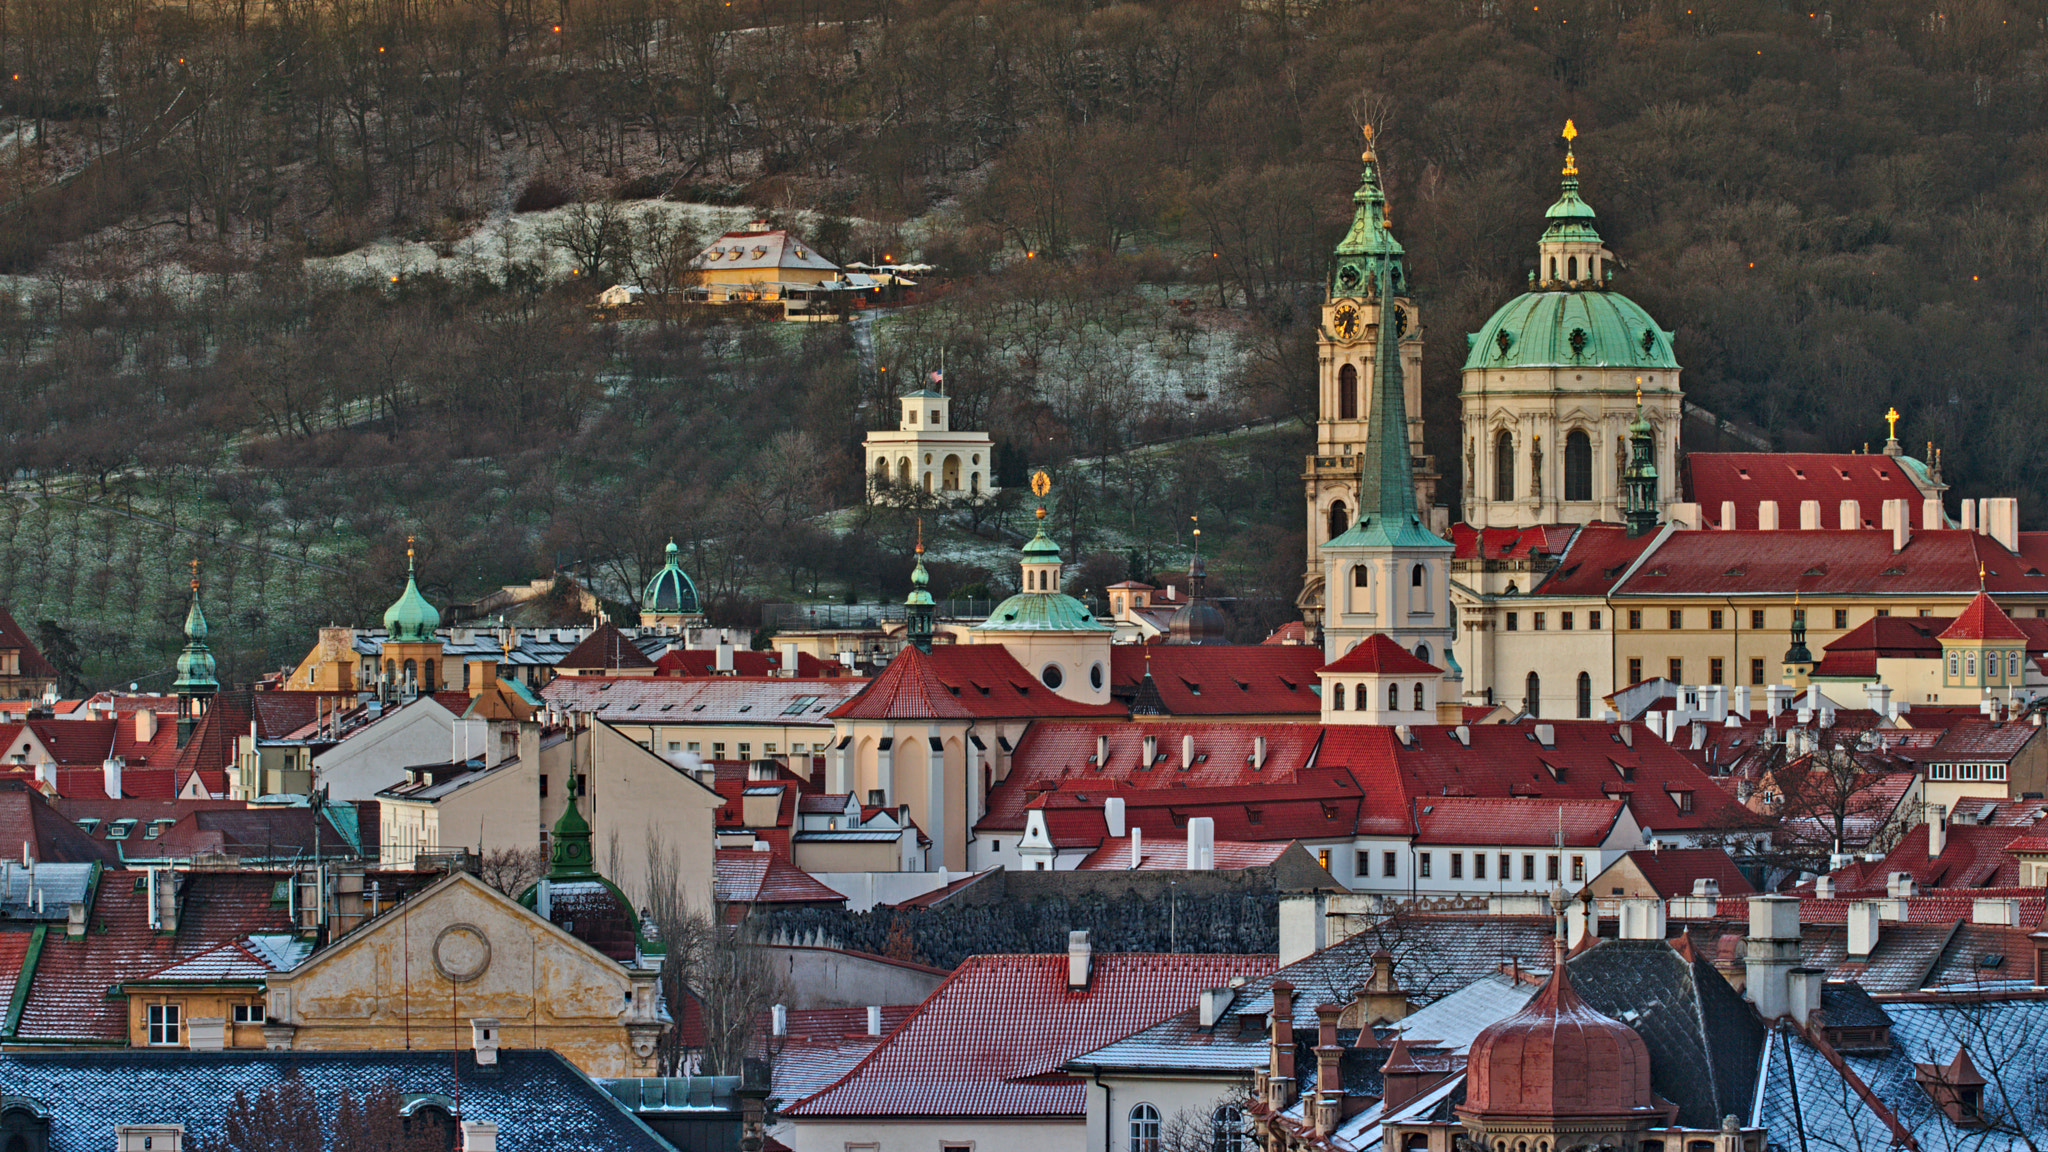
[2,0,2046,686]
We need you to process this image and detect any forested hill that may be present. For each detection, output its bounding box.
[1,0,2045,685]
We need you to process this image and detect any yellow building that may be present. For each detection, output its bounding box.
[691,222,840,302]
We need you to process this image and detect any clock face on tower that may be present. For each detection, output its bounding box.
[1332,303,1361,342]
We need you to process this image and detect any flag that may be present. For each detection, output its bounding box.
[929,369,944,385]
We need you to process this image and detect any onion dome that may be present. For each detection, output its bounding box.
[1460,936,1664,1123]
[382,541,441,643]
[1167,555,1227,645]
[906,533,936,653]
[172,565,217,695]
[641,540,702,617]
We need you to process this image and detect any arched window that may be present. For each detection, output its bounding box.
[1496,431,1515,501]
[1331,683,1346,711]
[1411,563,1424,586]
[1413,683,1426,710]
[1130,1104,1162,1152]
[1564,429,1592,502]
[872,457,888,480]
[1568,255,1578,281]
[1548,257,1557,281]
[1577,671,1592,719]
[1411,563,1428,610]
[897,457,911,484]
[402,659,418,686]
[1525,671,1541,718]
[1352,564,1368,588]
[1338,363,1359,421]
[421,660,436,691]
[1328,501,1350,540]
[1212,1105,1246,1152]
[1388,683,1401,711]
[1414,643,1430,664]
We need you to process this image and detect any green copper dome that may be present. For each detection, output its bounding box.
[1019,529,1062,563]
[980,590,1110,632]
[382,549,441,643]
[641,540,702,617]
[172,593,217,693]
[1464,291,1677,372]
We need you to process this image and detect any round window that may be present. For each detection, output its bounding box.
[1041,664,1065,690]
[1090,662,1105,690]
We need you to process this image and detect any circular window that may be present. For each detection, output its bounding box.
[433,923,492,983]
[1041,664,1065,690]
[1090,662,1104,690]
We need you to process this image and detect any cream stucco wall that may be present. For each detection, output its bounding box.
[785,1117,1083,1152]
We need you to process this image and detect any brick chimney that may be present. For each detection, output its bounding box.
[1267,980,1296,1109]
[134,709,157,743]
[1066,931,1092,990]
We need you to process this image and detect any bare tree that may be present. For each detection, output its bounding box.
[644,830,789,1077]
[478,846,547,896]
[541,200,635,283]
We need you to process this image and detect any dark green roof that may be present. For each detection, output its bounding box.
[1464,291,1677,372]
[979,590,1110,632]
[382,553,441,643]
[641,541,702,616]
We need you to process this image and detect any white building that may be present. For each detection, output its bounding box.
[864,391,995,502]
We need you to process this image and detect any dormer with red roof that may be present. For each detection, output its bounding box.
[1938,592,2027,694]
[1318,634,1441,725]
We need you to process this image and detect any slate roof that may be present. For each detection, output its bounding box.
[693,228,838,273]
[0,1049,672,1151]
[830,645,1123,721]
[1683,452,1933,530]
[1755,999,2048,1148]
[786,952,1274,1119]
[542,675,861,727]
[1105,647,1323,715]
[1564,937,1764,1128]
[712,851,845,905]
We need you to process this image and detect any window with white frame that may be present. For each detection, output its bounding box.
[147,1003,181,1045]
[1130,1104,1162,1152]
[232,1003,263,1024]
[1212,1105,1247,1152]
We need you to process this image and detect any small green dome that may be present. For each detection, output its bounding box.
[906,553,934,607]
[980,590,1110,632]
[1464,291,1677,372]
[1020,529,1062,563]
[641,541,702,617]
[382,553,441,643]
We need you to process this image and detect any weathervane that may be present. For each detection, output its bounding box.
[1562,119,1579,176]
[1031,470,1051,521]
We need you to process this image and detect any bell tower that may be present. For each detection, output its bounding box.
[1302,127,1437,628]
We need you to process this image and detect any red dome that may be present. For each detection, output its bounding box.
[1460,944,1664,1121]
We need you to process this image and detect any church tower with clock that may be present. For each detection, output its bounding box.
[1299,129,1440,627]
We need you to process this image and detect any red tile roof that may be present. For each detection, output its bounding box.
[1939,592,2027,641]
[0,608,55,679]
[830,646,1123,721]
[713,850,846,904]
[558,624,655,670]
[1827,822,2025,894]
[1606,847,1755,898]
[785,952,1275,1119]
[1105,648,1322,715]
[1320,634,1440,676]
[1414,796,1626,847]
[174,691,252,777]
[1451,524,1577,561]
[1683,453,1931,530]
[0,780,118,862]
[1530,524,1659,596]
[1261,622,1310,646]
[1075,836,1292,870]
[1614,529,2048,598]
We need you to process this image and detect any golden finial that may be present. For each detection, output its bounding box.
[189,557,200,593]
[1361,123,1375,164]
[1884,406,1901,439]
[915,517,924,555]
[1561,119,1579,176]
[1031,469,1051,520]
[1635,385,1643,407]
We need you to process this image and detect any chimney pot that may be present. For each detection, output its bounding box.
[470,1018,500,1066]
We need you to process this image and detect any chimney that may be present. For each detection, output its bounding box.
[1964,499,1979,531]
[1814,874,1833,899]
[715,632,735,674]
[1186,816,1215,871]
[1765,684,1793,719]
[102,758,123,800]
[1927,804,1948,859]
[1743,895,1802,1019]
[1848,900,1881,958]
[1865,682,1892,719]
[1104,796,1126,839]
[1618,897,1666,940]
[1990,497,2021,553]
[1887,498,1911,552]
[1199,987,1230,1028]
[1693,877,1721,899]
[1787,968,1825,1027]
[771,1004,787,1036]
[778,641,800,678]
[1732,685,1751,718]
[1719,500,1737,529]
[1314,1004,1343,1135]
[1252,735,1268,769]
[1924,497,1945,531]
[467,659,496,698]
[34,761,55,792]
[1839,498,1861,530]
[470,1018,500,1066]
[1973,898,2018,926]
[1131,827,1142,870]
[1269,979,1297,1100]
[1757,500,1780,530]
[66,900,85,938]
[459,1122,498,1152]
[1800,499,1822,530]
[1181,733,1195,768]
[1142,734,1157,766]
[328,864,366,939]
[1096,734,1108,766]
[867,1005,883,1035]
[134,709,157,742]
[1887,871,1917,899]
[1067,930,1092,990]
[154,868,178,935]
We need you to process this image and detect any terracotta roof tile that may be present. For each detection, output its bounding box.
[1683,453,1931,530]
[1319,634,1440,676]
[1939,592,2028,641]
[1106,647,1322,715]
[0,609,56,679]
[1607,848,1755,898]
[557,624,656,670]
[1414,796,1625,846]
[713,851,845,904]
[1530,524,1660,596]
[830,647,1123,721]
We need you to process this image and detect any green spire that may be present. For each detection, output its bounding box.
[547,790,598,880]
[1356,259,1421,527]
[1784,598,1813,668]
[382,537,442,643]
[1624,391,1660,538]
[906,523,935,653]
[172,560,218,697]
[1331,126,1408,297]
[1542,120,1603,245]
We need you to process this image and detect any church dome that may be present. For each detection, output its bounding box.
[1461,941,1662,1121]
[981,528,1111,633]
[641,541,702,617]
[1464,290,1677,372]
[382,550,441,644]
[173,596,216,691]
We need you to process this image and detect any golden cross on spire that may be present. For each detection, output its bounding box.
[1884,406,1901,439]
[1562,119,1579,176]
